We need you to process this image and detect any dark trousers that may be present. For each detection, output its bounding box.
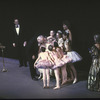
[16,46,27,66]
[27,55,38,79]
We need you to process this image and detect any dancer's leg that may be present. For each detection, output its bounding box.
[66,64,74,82]
[53,68,60,89]
[70,63,77,84]
[43,69,46,88]
[61,64,67,85]
[46,68,50,87]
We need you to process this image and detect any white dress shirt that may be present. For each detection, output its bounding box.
[15,24,20,35]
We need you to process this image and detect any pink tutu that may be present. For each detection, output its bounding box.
[35,60,53,69]
[52,59,65,69]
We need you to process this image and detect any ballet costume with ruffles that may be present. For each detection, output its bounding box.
[35,59,54,69]
[50,52,71,69]
[66,51,82,63]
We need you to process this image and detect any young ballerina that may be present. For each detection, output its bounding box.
[56,30,72,85]
[48,43,71,89]
[56,30,64,50]
[46,30,56,50]
[36,35,54,79]
[47,30,56,42]
[34,46,54,88]
[35,35,46,79]
[47,44,63,89]
[88,34,100,91]
[53,41,72,86]
[45,37,54,52]
[62,22,82,84]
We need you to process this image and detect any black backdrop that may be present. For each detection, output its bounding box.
[0,0,100,71]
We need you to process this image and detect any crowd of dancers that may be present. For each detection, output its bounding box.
[33,22,82,89]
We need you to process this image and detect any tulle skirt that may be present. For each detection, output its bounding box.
[52,55,72,69]
[66,51,82,63]
[52,59,65,69]
[35,60,53,69]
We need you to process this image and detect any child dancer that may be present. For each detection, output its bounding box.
[62,22,82,84]
[48,43,71,89]
[34,46,54,88]
[56,30,64,50]
[47,30,56,42]
[47,44,63,89]
[53,41,72,86]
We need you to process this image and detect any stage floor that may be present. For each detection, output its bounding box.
[0,57,100,99]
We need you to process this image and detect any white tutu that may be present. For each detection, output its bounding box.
[66,51,82,63]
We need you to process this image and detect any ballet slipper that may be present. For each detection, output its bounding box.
[73,78,77,84]
[98,88,100,92]
[43,86,46,89]
[38,76,41,79]
[67,78,74,82]
[61,80,67,85]
[41,77,43,80]
[53,86,60,90]
[47,86,50,88]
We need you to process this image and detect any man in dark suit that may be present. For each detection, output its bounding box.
[26,36,39,80]
[12,19,27,67]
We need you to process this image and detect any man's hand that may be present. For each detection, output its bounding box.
[34,63,36,68]
[13,43,16,47]
[32,55,35,60]
[23,41,27,47]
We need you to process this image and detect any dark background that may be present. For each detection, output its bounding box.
[0,0,100,72]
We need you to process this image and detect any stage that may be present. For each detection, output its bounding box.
[0,57,100,99]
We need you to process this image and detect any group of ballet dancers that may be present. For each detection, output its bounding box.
[33,25,82,90]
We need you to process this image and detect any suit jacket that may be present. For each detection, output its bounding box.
[12,24,26,47]
[26,36,39,61]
